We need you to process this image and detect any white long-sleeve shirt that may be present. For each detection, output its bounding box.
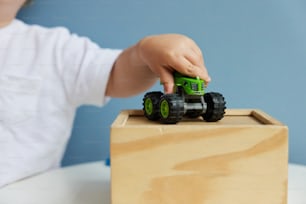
[0,19,121,187]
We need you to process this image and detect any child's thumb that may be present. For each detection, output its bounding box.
[159,70,175,94]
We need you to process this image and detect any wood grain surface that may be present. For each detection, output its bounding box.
[111,109,288,204]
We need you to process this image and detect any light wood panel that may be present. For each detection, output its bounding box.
[111,109,288,204]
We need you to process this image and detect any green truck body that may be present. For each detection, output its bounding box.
[143,72,226,124]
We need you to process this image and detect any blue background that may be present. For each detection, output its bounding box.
[18,0,306,165]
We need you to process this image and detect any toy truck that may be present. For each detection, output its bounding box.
[143,72,226,124]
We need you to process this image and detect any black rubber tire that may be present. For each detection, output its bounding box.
[202,92,226,122]
[143,91,163,121]
[159,94,185,124]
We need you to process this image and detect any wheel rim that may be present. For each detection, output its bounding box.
[160,100,169,118]
[144,98,153,115]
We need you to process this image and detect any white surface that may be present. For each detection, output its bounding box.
[0,162,305,204]
[0,162,110,204]
[288,163,306,204]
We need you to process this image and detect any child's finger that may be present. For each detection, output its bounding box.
[158,68,175,94]
[168,56,197,77]
[182,52,211,83]
[169,57,210,83]
[183,54,211,84]
[196,64,211,84]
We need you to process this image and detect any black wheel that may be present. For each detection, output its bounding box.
[143,91,163,121]
[202,92,226,122]
[159,94,184,124]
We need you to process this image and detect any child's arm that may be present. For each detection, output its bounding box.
[105,34,211,97]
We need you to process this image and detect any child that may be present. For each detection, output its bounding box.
[0,0,211,187]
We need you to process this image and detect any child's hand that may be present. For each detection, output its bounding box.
[106,34,210,97]
[137,34,211,93]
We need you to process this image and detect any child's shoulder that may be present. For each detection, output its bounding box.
[15,19,72,38]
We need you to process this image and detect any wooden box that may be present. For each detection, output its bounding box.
[110,109,288,204]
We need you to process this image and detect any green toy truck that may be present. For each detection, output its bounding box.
[143,72,226,124]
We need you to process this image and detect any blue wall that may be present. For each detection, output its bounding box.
[18,0,306,165]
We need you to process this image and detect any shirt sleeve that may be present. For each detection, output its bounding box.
[52,28,122,107]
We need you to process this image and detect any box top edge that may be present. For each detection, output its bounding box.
[111,109,286,127]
